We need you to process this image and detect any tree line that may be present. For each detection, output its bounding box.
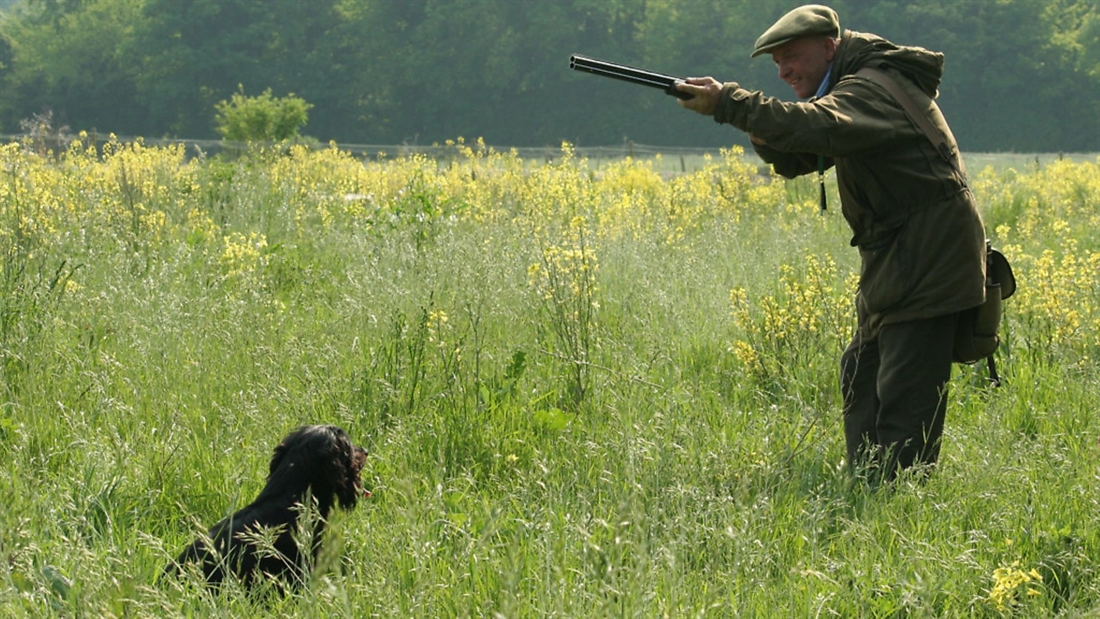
[0,0,1097,152]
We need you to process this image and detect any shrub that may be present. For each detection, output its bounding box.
[213,86,313,143]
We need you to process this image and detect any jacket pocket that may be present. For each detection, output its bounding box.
[857,222,913,313]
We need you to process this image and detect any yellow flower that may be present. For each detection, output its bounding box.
[221,231,268,279]
[987,561,1043,612]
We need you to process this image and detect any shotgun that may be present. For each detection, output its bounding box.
[569,54,694,100]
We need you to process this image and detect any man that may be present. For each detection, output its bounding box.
[676,5,986,481]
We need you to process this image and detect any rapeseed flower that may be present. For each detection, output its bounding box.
[987,561,1043,612]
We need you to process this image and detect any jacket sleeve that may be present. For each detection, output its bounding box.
[712,79,900,159]
[750,142,823,179]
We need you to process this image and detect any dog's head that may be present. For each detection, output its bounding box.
[268,425,369,509]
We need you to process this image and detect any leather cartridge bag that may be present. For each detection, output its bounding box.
[953,243,1015,364]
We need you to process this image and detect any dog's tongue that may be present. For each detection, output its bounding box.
[362,489,372,498]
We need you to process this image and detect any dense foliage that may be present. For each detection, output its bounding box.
[0,0,1097,151]
[0,132,1097,615]
[214,87,313,143]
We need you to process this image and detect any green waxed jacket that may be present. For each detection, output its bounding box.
[714,30,986,338]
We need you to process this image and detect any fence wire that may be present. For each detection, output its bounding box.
[0,132,724,161]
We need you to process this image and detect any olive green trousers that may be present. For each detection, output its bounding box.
[840,312,958,480]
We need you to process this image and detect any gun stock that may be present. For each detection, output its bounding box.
[569,54,693,100]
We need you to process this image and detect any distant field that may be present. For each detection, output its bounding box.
[964,152,1100,173]
[0,137,1096,616]
[579,148,1100,176]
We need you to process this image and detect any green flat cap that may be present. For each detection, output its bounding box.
[752,4,840,58]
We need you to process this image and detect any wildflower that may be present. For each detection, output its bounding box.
[987,561,1043,612]
[221,231,268,279]
[427,310,449,345]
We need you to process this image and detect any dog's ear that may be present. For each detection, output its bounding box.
[321,426,370,508]
[318,426,349,474]
[329,426,351,455]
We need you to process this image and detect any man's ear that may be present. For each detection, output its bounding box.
[824,37,839,62]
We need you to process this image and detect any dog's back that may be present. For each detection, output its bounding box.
[171,497,303,586]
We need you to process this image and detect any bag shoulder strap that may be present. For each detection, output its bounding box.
[855,66,967,185]
[858,67,1007,384]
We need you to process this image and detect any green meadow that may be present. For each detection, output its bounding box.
[0,136,1097,617]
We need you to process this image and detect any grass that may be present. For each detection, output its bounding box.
[0,137,1097,617]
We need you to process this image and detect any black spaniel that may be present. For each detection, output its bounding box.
[168,425,369,588]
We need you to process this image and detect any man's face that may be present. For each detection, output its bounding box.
[771,36,838,99]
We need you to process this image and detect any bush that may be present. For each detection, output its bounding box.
[213,86,313,143]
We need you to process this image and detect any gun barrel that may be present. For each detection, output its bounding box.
[569,54,693,100]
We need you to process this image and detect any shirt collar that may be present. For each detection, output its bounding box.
[813,63,834,99]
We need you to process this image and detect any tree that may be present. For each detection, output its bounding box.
[1,0,1097,150]
[0,0,147,136]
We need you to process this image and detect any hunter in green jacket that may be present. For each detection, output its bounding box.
[677,4,986,481]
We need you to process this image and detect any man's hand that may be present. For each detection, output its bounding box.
[676,77,723,115]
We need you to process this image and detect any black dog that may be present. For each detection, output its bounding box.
[169,425,369,588]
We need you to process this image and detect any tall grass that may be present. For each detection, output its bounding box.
[0,135,1097,617]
